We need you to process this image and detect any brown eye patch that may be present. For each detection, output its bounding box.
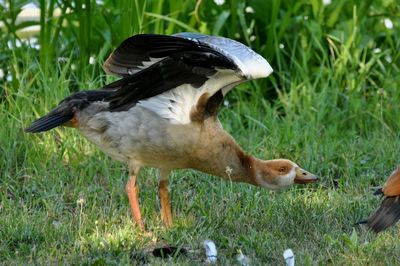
[279,167,287,173]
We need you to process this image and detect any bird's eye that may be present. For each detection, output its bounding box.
[279,167,286,173]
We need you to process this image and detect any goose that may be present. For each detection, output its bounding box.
[358,167,400,232]
[26,33,319,230]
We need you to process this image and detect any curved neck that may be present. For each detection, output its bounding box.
[189,124,260,186]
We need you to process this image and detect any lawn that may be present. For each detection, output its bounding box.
[1,0,400,265]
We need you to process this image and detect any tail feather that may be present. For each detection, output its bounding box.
[367,196,400,233]
[26,90,112,133]
[355,219,368,225]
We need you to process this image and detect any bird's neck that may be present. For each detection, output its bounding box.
[190,123,260,186]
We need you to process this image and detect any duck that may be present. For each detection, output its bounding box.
[26,33,319,230]
[358,167,400,232]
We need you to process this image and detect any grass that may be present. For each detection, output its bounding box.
[1,0,400,265]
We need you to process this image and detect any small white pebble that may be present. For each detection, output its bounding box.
[236,250,251,266]
[203,240,217,264]
[283,249,295,266]
[384,18,393,29]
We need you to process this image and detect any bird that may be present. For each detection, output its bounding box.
[357,167,400,233]
[26,33,319,230]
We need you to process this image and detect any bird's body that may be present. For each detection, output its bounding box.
[78,101,250,183]
[362,168,400,232]
[27,33,318,230]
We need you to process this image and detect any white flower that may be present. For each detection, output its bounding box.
[385,55,392,63]
[377,88,386,97]
[225,166,233,176]
[384,18,393,29]
[77,197,85,205]
[373,48,381,54]
[322,0,331,6]
[214,0,225,5]
[0,69,4,79]
[304,15,308,20]
[250,35,256,42]
[245,6,255,13]
[89,56,95,65]
[58,57,68,63]
[279,43,285,49]
[223,99,230,107]
[234,33,241,39]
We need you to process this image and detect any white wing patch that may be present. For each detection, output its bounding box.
[136,57,164,70]
[201,36,273,79]
[136,70,243,124]
[104,56,166,76]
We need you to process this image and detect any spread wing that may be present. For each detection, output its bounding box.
[102,33,273,124]
[103,34,238,112]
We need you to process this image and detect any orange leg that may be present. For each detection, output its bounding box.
[159,171,172,227]
[125,174,145,230]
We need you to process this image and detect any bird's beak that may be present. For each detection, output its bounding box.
[294,167,319,184]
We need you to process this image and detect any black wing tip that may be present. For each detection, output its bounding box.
[25,114,73,133]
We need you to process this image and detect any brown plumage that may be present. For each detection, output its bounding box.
[364,168,400,233]
[26,33,319,231]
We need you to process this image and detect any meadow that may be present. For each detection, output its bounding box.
[1,0,400,264]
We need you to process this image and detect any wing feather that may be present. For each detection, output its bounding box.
[101,33,273,124]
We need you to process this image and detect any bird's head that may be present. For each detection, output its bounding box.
[252,159,319,189]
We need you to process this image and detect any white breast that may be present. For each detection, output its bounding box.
[136,70,243,124]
